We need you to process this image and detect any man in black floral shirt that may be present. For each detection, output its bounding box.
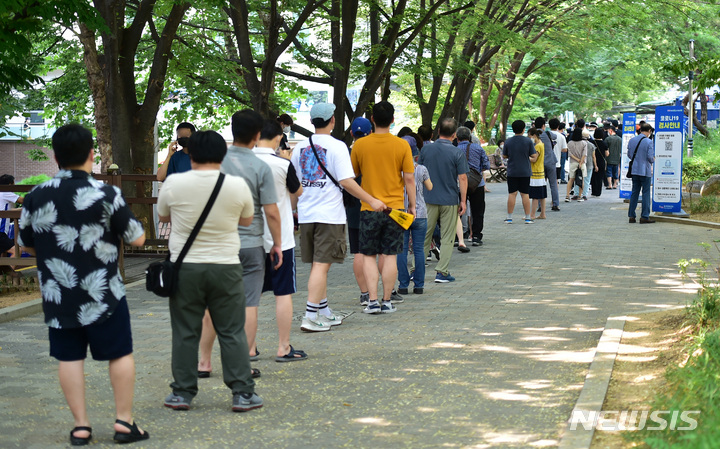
[19,124,149,445]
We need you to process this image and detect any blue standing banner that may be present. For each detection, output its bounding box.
[619,113,636,199]
[652,106,684,213]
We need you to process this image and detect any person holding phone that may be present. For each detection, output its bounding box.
[157,122,196,181]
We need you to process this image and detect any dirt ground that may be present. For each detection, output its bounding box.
[589,309,691,449]
[0,288,40,309]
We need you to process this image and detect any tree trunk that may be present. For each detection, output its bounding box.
[85,0,190,238]
[330,0,358,141]
[78,23,112,172]
[682,92,710,137]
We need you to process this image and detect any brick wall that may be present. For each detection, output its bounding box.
[0,141,101,181]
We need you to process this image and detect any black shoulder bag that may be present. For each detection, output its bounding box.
[626,136,646,178]
[146,173,225,297]
[464,143,483,194]
[309,135,354,208]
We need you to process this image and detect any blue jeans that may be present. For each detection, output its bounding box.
[397,218,427,289]
[560,152,568,182]
[629,175,652,219]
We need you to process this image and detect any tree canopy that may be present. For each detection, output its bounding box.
[3,0,720,170]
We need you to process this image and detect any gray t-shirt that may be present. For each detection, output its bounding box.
[502,135,536,178]
[405,163,430,219]
[418,139,469,206]
[539,130,557,166]
[221,145,278,248]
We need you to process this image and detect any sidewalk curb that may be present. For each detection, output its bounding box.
[558,306,686,449]
[0,298,42,324]
[558,316,625,449]
[653,215,720,229]
[0,279,147,324]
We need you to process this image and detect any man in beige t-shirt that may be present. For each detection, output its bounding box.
[157,130,263,413]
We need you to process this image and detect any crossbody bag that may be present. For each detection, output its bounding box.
[309,135,354,208]
[626,136,646,178]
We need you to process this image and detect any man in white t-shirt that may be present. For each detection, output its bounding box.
[291,103,385,332]
[0,174,23,255]
[549,119,568,186]
[253,120,308,361]
[158,130,263,413]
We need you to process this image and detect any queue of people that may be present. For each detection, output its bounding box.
[18,106,650,446]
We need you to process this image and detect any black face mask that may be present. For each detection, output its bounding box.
[177,137,190,148]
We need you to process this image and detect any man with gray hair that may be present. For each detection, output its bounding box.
[534,117,560,211]
[456,126,490,246]
[419,118,469,283]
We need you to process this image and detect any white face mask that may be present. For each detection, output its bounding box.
[283,126,291,134]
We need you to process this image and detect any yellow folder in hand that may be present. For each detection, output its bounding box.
[384,208,414,230]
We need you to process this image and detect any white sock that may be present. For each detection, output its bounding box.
[318,298,332,317]
[305,301,319,320]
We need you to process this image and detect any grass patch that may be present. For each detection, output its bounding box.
[685,196,720,215]
[630,243,720,448]
[684,128,720,184]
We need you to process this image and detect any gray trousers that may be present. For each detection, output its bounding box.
[169,263,254,400]
[544,163,559,207]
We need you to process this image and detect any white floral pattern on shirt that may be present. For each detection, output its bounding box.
[18,171,143,329]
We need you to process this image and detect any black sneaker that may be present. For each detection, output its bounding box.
[397,288,409,295]
[413,287,424,294]
[472,237,482,247]
[391,290,405,303]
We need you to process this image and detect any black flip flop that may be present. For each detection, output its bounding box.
[251,368,261,378]
[249,348,260,361]
[113,419,150,444]
[198,370,211,378]
[275,345,308,362]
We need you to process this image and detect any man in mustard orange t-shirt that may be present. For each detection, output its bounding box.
[351,101,416,314]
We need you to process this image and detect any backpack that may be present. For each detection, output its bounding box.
[545,130,557,150]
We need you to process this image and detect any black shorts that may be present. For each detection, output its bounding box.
[358,211,404,256]
[0,232,13,253]
[348,227,360,254]
[49,298,133,362]
[507,176,531,194]
[262,248,297,296]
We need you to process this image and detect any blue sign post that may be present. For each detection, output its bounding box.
[619,113,636,199]
[652,106,685,214]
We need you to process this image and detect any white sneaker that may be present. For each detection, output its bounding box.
[300,317,331,332]
[318,313,343,326]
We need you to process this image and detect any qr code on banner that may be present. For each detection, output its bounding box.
[665,141,673,151]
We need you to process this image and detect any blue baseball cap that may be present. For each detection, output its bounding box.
[351,117,372,138]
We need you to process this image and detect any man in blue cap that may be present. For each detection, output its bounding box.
[347,117,372,306]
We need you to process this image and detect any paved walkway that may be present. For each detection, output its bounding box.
[0,184,715,448]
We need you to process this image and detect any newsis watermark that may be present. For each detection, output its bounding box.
[569,410,700,431]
